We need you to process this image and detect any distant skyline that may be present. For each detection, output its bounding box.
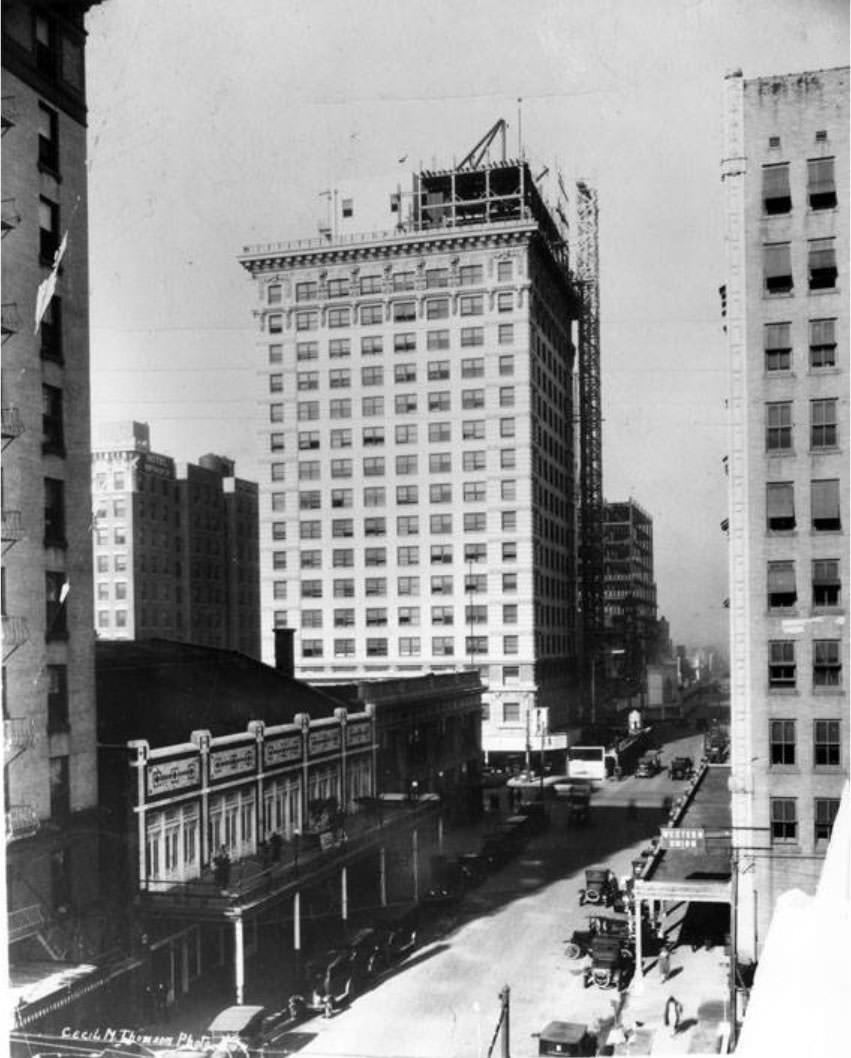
[85,0,849,651]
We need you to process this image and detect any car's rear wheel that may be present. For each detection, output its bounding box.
[565,941,582,960]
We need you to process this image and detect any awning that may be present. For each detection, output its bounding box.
[10,955,144,1029]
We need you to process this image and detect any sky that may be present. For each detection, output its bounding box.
[84,0,849,654]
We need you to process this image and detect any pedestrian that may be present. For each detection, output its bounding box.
[213,845,231,888]
[658,944,671,981]
[663,995,683,1038]
[627,799,638,820]
[270,831,283,862]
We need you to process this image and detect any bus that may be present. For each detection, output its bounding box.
[566,729,654,782]
[566,745,609,782]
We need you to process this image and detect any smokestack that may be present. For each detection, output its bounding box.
[274,628,295,677]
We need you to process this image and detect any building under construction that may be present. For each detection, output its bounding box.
[239,121,604,760]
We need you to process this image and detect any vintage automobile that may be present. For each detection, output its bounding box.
[564,913,631,960]
[634,750,663,777]
[206,1005,269,1047]
[668,756,694,780]
[579,867,621,907]
[457,850,487,886]
[535,1021,598,1056]
[566,783,592,823]
[583,935,634,990]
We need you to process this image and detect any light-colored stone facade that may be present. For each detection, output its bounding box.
[723,66,849,960]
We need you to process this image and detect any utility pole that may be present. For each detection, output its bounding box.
[729,846,739,1050]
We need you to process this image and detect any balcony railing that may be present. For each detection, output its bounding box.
[1,95,17,132]
[7,903,44,943]
[2,615,30,660]
[2,508,24,549]
[4,717,36,759]
[2,198,21,235]
[6,804,40,842]
[2,406,24,442]
[2,303,22,340]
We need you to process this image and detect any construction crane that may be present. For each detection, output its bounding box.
[457,119,508,171]
[575,181,605,691]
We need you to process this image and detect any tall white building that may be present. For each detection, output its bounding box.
[723,66,849,960]
[239,156,584,757]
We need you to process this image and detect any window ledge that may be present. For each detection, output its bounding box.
[43,536,68,550]
[770,842,802,850]
[809,447,841,455]
[807,367,840,376]
[37,161,62,182]
[766,529,797,537]
[763,291,794,300]
[808,287,840,297]
[765,449,796,458]
[767,686,798,695]
[812,685,843,695]
[768,766,800,774]
[813,766,842,774]
[811,607,844,616]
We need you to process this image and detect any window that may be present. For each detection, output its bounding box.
[430,483,451,503]
[427,330,450,350]
[362,425,385,446]
[335,638,355,657]
[395,394,417,414]
[812,479,841,531]
[465,542,487,563]
[769,719,796,764]
[327,277,350,297]
[500,386,515,407]
[770,798,797,844]
[815,799,840,844]
[762,163,791,214]
[40,296,62,361]
[268,344,283,365]
[297,341,319,361]
[46,664,68,732]
[334,609,355,627]
[330,459,352,478]
[398,606,420,626]
[464,512,487,532]
[460,326,484,347]
[431,575,453,595]
[329,369,351,389]
[461,357,484,379]
[500,449,516,469]
[433,636,454,656]
[393,301,416,322]
[461,421,485,442]
[392,363,415,384]
[334,579,355,598]
[297,400,319,420]
[498,325,514,346]
[269,373,283,393]
[399,636,420,656]
[362,396,385,417]
[808,157,836,210]
[364,486,386,507]
[503,635,519,654]
[301,580,322,599]
[501,511,517,531]
[49,755,70,821]
[269,403,284,423]
[329,398,351,419]
[299,490,320,509]
[302,639,323,658]
[432,605,454,625]
[45,571,67,639]
[767,561,796,609]
[459,264,483,287]
[37,103,59,171]
[365,580,387,601]
[396,424,418,444]
[397,485,419,504]
[331,488,352,508]
[466,573,487,593]
[295,310,318,331]
[360,304,383,325]
[268,314,283,334]
[430,514,452,534]
[39,196,59,261]
[332,549,354,568]
[34,13,58,77]
[273,551,287,570]
[500,418,516,438]
[300,520,321,540]
[364,517,386,536]
[497,291,513,313]
[397,515,419,535]
[272,522,287,540]
[366,607,387,627]
[271,432,286,451]
[301,610,323,628]
[503,572,518,592]
[332,518,354,537]
[360,275,382,295]
[365,547,387,566]
[466,636,488,655]
[42,384,64,454]
[398,545,419,565]
[426,268,449,289]
[361,335,383,355]
[426,299,449,319]
[271,491,287,512]
[329,338,351,359]
[764,323,791,371]
[501,480,517,502]
[427,360,450,381]
[766,402,792,451]
[809,239,837,290]
[296,281,318,302]
[766,482,795,531]
[809,319,836,368]
[394,333,416,352]
[764,243,792,294]
[459,294,484,316]
[813,640,841,686]
[392,272,415,292]
[814,721,841,767]
[463,482,486,502]
[43,477,65,546]
[396,454,418,475]
[463,451,486,471]
[812,560,840,608]
[428,392,451,412]
[398,576,420,596]
[267,283,282,305]
[811,399,837,448]
[497,260,513,282]
[503,603,518,623]
[362,365,384,386]
[298,431,318,450]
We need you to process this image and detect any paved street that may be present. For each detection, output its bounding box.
[268,730,725,1057]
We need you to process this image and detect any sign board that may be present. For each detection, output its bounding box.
[308,727,341,757]
[346,721,372,748]
[146,757,200,798]
[659,826,707,850]
[264,734,303,768]
[209,744,256,782]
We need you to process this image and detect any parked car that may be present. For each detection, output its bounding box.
[668,756,694,780]
[566,784,591,823]
[206,1005,269,1047]
[535,1021,598,1056]
[579,867,621,908]
[634,751,662,777]
[583,935,634,990]
[564,913,631,960]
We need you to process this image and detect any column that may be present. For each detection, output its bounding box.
[412,828,419,903]
[633,895,644,993]
[379,847,387,908]
[341,865,348,922]
[437,815,444,851]
[293,891,301,952]
[233,914,245,1005]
